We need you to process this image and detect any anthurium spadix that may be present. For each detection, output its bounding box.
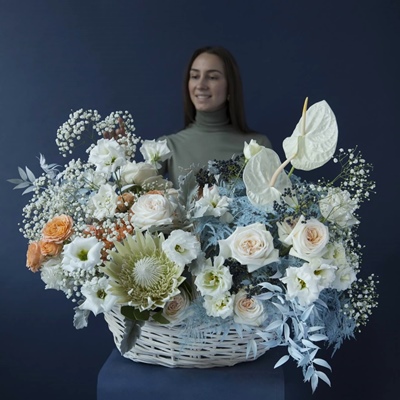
[282,99,338,171]
[243,147,292,207]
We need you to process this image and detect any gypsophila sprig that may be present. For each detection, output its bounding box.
[10,99,378,392]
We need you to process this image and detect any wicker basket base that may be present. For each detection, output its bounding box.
[104,306,268,368]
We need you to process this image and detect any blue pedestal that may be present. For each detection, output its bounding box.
[97,348,285,400]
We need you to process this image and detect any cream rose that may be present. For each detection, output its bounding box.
[130,192,176,230]
[162,290,190,323]
[42,214,74,244]
[218,223,279,273]
[243,139,262,161]
[285,216,329,261]
[119,161,159,186]
[233,289,266,326]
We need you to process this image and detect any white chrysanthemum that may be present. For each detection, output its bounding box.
[88,138,126,174]
[62,237,103,272]
[88,183,118,220]
[193,184,231,218]
[281,264,320,307]
[203,292,234,319]
[194,256,232,297]
[140,139,172,169]
[40,257,65,290]
[102,230,185,311]
[162,229,201,267]
[79,276,118,316]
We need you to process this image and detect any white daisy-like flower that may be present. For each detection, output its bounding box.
[79,276,118,316]
[88,138,126,175]
[61,237,103,272]
[139,139,172,169]
[88,183,118,220]
[162,229,201,267]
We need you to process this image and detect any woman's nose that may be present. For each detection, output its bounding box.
[197,76,208,89]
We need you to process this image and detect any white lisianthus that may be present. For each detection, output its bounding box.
[243,139,263,161]
[162,229,201,267]
[79,276,118,316]
[203,292,235,319]
[119,161,159,186]
[233,289,267,326]
[284,216,329,261]
[323,242,348,267]
[193,184,231,218]
[219,223,279,273]
[277,217,298,245]
[280,264,320,307]
[331,265,357,291]
[307,258,337,290]
[61,237,103,272]
[88,138,126,174]
[162,289,190,323]
[83,168,107,190]
[319,188,359,227]
[130,192,176,230]
[194,256,232,297]
[140,139,172,169]
[88,183,119,220]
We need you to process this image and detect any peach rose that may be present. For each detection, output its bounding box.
[26,242,44,272]
[39,240,63,257]
[42,215,74,244]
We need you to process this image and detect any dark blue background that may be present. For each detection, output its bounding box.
[1,1,398,399]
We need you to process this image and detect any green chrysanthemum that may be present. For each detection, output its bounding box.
[102,230,185,311]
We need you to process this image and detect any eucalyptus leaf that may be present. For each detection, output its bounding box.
[73,308,90,329]
[274,354,290,368]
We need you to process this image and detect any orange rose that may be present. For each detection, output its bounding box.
[26,242,44,272]
[39,240,63,257]
[42,215,74,243]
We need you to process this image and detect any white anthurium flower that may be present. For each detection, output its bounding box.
[243,147,293,207]
[130,192,176,231]
[193,184,231,218]
[88,138,126,174]
[307,258,337,290]
[88,183,119,220]
[203,292,235,319]
[319,187,359,227]
[218,222,279,273]
[284,215,329,261]
[162,229,201,267]
[280,263,321,307]
[243,139,263,161]
[79,276,118,316]
[331,265,357,291]
[282,99,338,171]
[194,256,232,297]
[140,139,172,169]
[233,289,267,326]
[119,161,159,186]
[61,237,103,272]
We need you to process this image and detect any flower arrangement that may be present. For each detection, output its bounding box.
[10,99,378,392]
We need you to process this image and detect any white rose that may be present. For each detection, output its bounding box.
[218,223,279,273]
[243,139,263,161]
[61,237,103,272]
[162,290,190,323]
[331,265,357,291]
[119,161,158,186]
[162,229,201,267]
[130,192,176,230]
[194,256,232,297]
[88,138,126,174]
[88,184,119,220]
[233,289,266,326]
[203,292,235,319]
[280,264,320,307]
[140,139,172,168]
[285,216,329,261]
[319,188,359,227]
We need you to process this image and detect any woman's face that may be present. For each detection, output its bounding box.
[188,52,228,113]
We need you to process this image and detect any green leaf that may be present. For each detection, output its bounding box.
[121,305,150,321]
[120,318,144,354]
[152,311,170,324]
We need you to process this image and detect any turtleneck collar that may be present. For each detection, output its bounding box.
[194,106,230,131]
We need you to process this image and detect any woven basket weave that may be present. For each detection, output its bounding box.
[104,306,268,368]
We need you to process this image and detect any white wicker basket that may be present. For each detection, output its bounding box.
[104,306,268,368]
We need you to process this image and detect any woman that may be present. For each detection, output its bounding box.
[159,46,272,188]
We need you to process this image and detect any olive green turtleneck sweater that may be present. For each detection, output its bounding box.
[159,107,272,188]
